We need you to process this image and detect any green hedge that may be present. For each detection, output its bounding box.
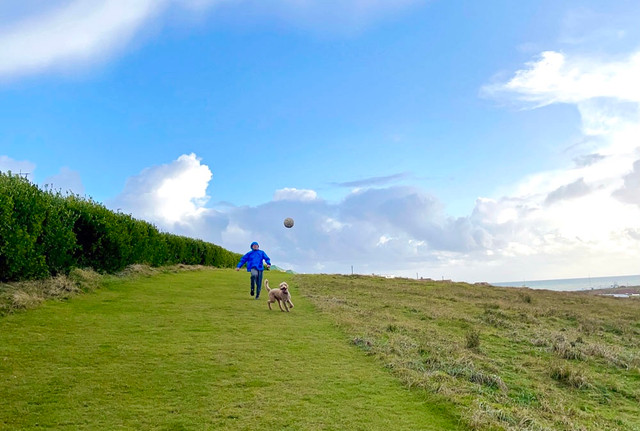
[0,172,241,282]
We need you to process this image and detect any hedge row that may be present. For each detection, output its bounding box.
[0,172,241,282]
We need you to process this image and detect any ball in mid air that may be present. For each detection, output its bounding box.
[283,217,294,228]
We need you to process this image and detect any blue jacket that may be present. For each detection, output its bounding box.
[237,247,271,271]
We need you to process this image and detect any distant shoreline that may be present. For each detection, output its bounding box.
[492,274,640,292]
[491,283,640,298]
[579,285,640,296]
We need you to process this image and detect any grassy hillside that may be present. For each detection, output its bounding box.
[3,268,638,430]
[0,269,462,430]
[297,274,640,430]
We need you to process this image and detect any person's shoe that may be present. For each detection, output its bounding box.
[250,289,254,296]
[255,296,260,300]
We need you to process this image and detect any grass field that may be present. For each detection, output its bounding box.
[298,274,640,430]
[0,268,462,430]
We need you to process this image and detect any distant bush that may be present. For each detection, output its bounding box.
[0,172,241,282]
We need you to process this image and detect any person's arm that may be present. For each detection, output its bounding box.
[263,251,271,268]
[236,253,248,271]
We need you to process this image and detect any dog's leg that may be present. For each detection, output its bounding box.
[287,300,294,309]
[277,299,285,312]
[267,299,273,310]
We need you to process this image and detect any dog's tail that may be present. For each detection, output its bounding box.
[264,279,271,291]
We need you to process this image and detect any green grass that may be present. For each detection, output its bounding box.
[5,268,639,430]
[0,269,462,430]
[297,274,640,430]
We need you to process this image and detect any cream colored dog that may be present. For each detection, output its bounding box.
[264,279,294,312]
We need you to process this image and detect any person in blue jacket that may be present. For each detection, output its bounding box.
[235,241,271,299]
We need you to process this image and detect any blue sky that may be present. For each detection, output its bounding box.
[2,0,640,282]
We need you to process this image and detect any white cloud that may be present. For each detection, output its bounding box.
[43,167,85,196]
[485,50,640,108]
[470,48,640,281]
[109,153,212,225]
[273,187,318,202]
[0,0,423,81]
[322,217,347,233]
[0,155,35,177]
[0,0,167,80]
[544,178,591,205]
[614,159,640,206]
[205,186,494,275]
[0,156,84,196]
[376,235,392,246]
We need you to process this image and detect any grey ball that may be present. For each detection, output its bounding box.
[284,217,294,228]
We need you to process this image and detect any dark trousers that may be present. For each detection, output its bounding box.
[250,268,263,297]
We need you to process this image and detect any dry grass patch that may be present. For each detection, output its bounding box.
[296,274,640,431]
[0,264,213,317]
[9,289,44,310]
[549,364,591,389]
[0,268,102,315]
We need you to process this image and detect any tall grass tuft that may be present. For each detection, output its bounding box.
[465,329,481,350]
[549,364,590,389]
[552,337,585,361]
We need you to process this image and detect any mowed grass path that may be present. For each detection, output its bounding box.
[1,269,462,430]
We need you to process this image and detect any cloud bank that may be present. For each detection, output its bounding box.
[110,45,640,282]
[475,48,640,280]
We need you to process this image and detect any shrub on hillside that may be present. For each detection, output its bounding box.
[0,172,241,282]
[0,175,77,280]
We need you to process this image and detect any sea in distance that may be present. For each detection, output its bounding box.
[492,274,640,292]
